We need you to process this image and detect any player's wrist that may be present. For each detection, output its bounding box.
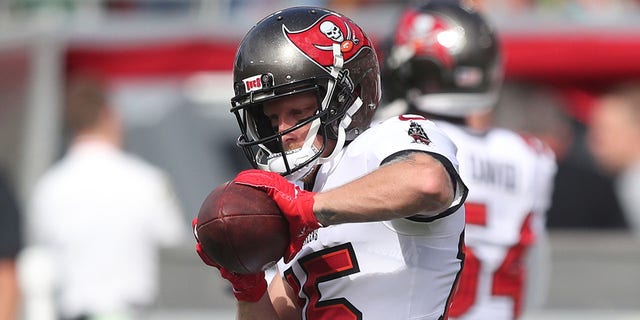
[220,269,268,302]
[230,276,268,302]
[282,189,322,263]
[298,190,322,228]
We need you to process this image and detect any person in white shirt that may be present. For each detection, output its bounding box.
[28,75,187,320]
[379,1,557,319]
[192,6,469,320]
[588,81,640,238]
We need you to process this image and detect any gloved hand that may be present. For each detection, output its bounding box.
[233,169,322,263]
[192,218,267,302]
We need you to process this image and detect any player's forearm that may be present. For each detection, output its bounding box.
[236,293,282,320]
[313,152,454,226]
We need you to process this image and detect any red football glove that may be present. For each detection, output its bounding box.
[233,169,322,263]
[192,218,267,302]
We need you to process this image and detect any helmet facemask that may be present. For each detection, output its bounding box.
[232,68,360,180]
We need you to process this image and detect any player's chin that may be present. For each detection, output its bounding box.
[284,143,303,152]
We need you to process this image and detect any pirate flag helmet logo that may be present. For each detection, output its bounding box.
[390,8,461,70]
[283,13,372,68]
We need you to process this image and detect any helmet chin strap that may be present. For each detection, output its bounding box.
[318,43,363,164]
[318,97,362,164]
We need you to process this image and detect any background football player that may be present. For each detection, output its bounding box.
[378,1,557,319]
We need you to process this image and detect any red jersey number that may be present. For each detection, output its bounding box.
[285,243,363,320]
[449,202,533,318]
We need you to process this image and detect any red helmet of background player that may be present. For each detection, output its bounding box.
[382,0,502,117]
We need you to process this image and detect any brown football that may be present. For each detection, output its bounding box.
[195,181,288,274]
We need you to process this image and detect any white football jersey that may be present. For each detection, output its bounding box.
[436,121,557,320]
[278,115,468,320]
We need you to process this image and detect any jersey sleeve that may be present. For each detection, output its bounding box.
[366,114,469,217]
[368,115,461,167]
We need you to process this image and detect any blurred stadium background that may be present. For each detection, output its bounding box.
[0,0,639,319]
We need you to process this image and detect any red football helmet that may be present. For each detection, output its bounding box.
[383,0,502,117]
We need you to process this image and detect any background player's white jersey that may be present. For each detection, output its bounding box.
[437,121,557,320]
[278,115,468,320]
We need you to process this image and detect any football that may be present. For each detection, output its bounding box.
[195,181,289,274]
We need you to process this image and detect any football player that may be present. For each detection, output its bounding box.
[379,1,557,319]
[193,6,469,320]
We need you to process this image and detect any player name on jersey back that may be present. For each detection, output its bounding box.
[468,155,517,192]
